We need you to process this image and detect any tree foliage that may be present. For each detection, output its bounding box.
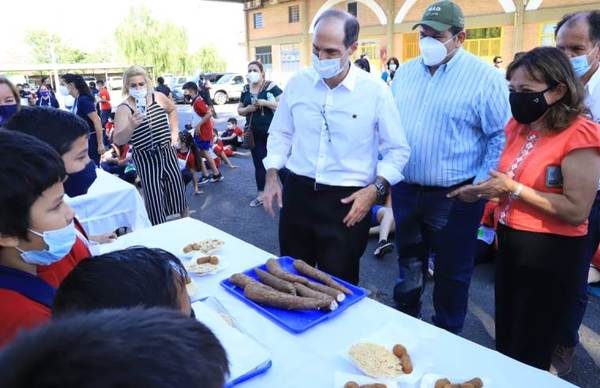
[115,6,190,75]
[25,30,109,64]
[190,46,227,73]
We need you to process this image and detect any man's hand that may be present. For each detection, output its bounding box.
[97,144,106,156]
[263,169,283,217]
[341,185,378,227]
[90,232,117,244]
[446,184,482,203]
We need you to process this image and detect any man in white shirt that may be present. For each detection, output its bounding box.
[553,10,600,377]
[262,9,410,284]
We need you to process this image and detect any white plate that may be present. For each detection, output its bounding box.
[341,322,436,385]
[333,371,396,388]
[183,256,229,277]
[420,373,491,388]
[180,239,225,258]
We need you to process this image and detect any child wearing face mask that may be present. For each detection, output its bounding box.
[220,117,244,148]
[0,130,91,348]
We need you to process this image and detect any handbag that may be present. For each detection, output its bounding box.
[242,112,255,149]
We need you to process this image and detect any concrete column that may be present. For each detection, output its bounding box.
[386,0,395,57]
[302,0,312,67]
[512,0,526,54]
[245,8,252,62]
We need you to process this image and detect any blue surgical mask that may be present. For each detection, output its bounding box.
[570,46,598,78]
[17,222,77,266]
[0,104,19,126]
[312,53,347,80]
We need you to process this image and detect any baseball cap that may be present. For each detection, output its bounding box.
[412,1,465,32]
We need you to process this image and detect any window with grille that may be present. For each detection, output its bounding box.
[280,44,300,73]
[348,2,357,17]
[540,23,557,46]
[402,32,420,62]
[289,5,299,23]
[464,27,502,63]
[254,13,263,29]
[255,46,273,73]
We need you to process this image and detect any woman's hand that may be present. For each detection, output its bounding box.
[473,170,519,200]
[129,111,144,128]
[256,99,269,107]
[246,104,259,113]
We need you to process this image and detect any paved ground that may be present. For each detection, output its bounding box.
[180,103,600,388]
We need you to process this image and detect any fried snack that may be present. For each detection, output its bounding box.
[349,343,403,378]
[463,378,483,388]
[361,385,387,388]
[266,258,309,285]
[244,282,337,311]
[305,280,346,302]
[293,259,353,295]
[344,383,360,388]
[294,283,337,309]
[196,256,219,265]
[255,268,297,295]
[183,239,224,254]
[434,378,451,388]
[391,343,412,374]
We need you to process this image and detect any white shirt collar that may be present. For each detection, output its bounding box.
[587,65,600,96]
[312,61,356,91]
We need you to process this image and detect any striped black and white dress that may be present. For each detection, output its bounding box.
[121,93,187,225]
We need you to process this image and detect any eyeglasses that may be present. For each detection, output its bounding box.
[129,82,146,88]
[320,105,332,143]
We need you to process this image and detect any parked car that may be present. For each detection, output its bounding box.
[107,76,123,90]
[170,76,192,104]
[209,73,246,105]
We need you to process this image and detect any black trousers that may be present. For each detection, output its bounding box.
[495,224,587,370]
[279,173,371,284]
[250,132,268,192]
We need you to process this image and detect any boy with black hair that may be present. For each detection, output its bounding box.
[4,106,98,198]
[53,247,192,316]
[220,117,244,148]
[0,307,229,388]
[0,130,91,347]
[182,81,224,182]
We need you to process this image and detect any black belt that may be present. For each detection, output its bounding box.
[405,177,474,192]
[288,173,364,192]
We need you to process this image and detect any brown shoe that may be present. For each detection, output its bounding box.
[550,345,575,377]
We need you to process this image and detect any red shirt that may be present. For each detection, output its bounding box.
[495,117,600,236]
[0,223,90,347]
[192,96,214,141]
[233,127,243,137]
[177,150,197,170]
[99,87,111,111]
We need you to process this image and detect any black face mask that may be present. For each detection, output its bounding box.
[509,86,553,124]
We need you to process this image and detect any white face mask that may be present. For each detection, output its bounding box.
[247,71,261,84]
[312,53,347,80]
[389,64,397,71]
[419,34,458,67]
[59,85,70,96]
[129,87,147,100]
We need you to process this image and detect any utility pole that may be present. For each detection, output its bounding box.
[512,0,529,54]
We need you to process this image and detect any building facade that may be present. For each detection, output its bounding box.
[242,0,600,84]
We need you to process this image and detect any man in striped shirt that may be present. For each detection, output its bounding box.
[390,1,510,333]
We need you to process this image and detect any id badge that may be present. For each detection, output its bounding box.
[545,165,563,188]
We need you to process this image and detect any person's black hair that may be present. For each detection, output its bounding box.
[97,79,104,86]
[556,11,600,44]
[0,129,65,240]
[0,307,229,388]
[354,58,369,72]
[61,73,93,98]
[227,117,237,124]
[53,247,189,315]
[157,76,165,85]
[178,131,204,170]
[182,81,198,93]
[506,46,586,132]
[493,56,502,63]
[89,81,96,89]
[386,57,400,68]
[4,106,89,155]
[314,9,360,48]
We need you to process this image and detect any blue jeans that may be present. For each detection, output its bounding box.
[557,191,600,347]
[391,182,484,333]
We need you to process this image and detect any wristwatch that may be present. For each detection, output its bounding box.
[372,177,388,200]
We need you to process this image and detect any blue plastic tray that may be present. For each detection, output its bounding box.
[220,256,367,334]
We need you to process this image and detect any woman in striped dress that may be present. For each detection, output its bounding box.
[113,66,188,225]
